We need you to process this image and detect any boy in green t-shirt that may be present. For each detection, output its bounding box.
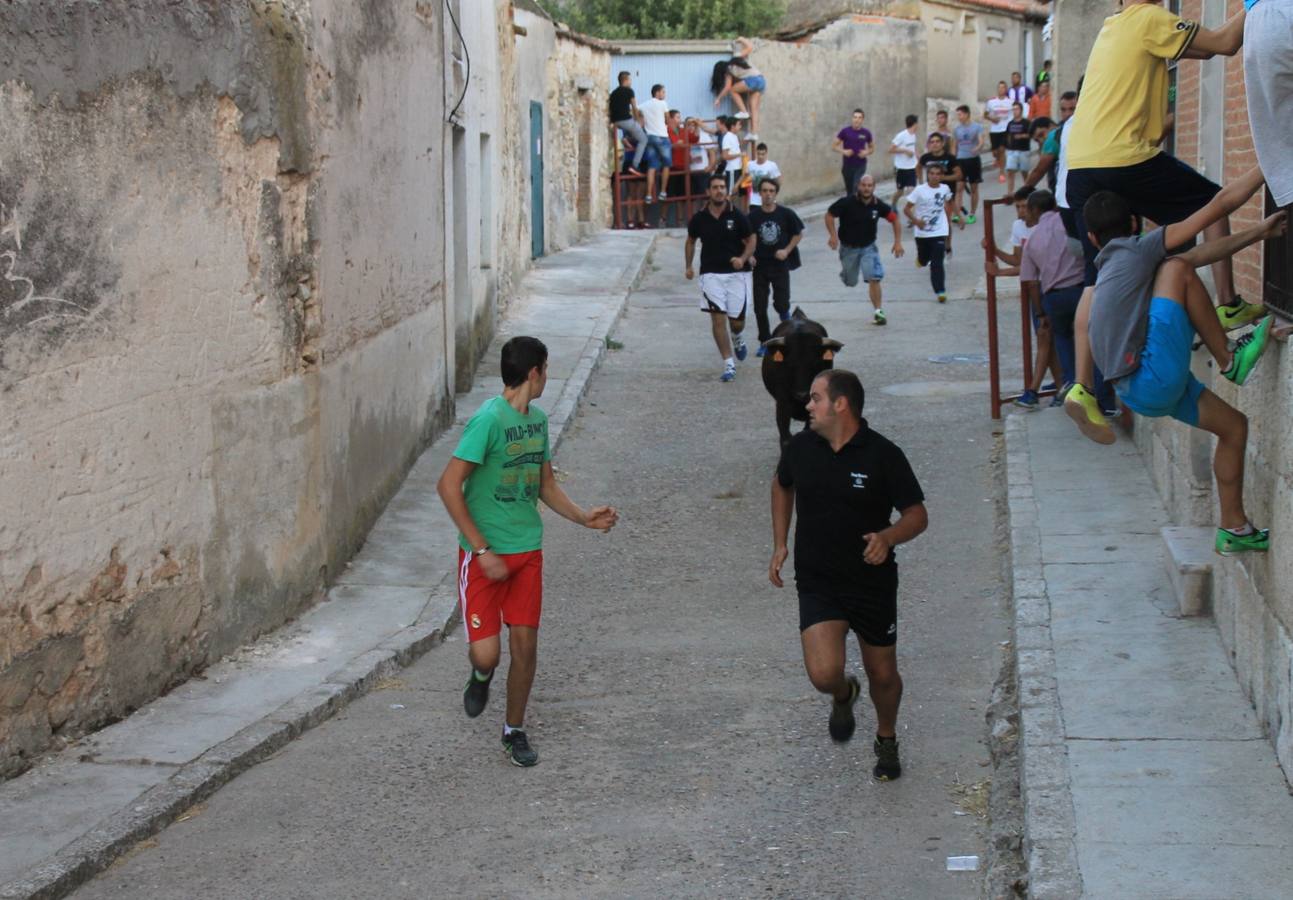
[437,337,618,766]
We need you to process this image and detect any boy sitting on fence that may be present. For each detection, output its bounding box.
[1081,167,1286,555]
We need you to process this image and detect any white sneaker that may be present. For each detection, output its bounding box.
[746,133,759,142]
[734,111,750,120]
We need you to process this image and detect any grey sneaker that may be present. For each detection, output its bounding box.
[828,676,861,742]
[502,729,539,767]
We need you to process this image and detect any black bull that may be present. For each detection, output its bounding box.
[760,308,842,448]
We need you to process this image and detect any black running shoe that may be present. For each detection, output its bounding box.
[873,735,902,781]
[828,676,861,742]
[502,729,539,767]
[463,669,493,718]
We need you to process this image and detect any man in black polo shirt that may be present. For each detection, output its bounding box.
[686,174,756,383]
[769,369,927,780]
[824,174,903,326]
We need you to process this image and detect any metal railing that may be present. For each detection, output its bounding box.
[609,121,750,229]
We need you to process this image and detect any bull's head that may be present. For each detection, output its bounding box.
[764,334,844,407]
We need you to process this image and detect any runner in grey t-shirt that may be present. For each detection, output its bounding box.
[952,106,986,223]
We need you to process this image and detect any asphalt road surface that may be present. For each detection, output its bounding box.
[78,203,1020,899]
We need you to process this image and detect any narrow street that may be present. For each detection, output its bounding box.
[77,209,1016,899]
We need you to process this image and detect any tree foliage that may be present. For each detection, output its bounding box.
[549,0,786,40]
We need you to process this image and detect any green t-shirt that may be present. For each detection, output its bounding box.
[453,395,551,553]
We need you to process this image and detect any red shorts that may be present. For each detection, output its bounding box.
[457,549,543,642]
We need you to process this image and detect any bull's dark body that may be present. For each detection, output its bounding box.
[760,308,843,448]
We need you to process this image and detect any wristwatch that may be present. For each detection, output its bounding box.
[472,546,491,557]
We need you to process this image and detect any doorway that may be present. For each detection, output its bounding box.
[530,101,545,259]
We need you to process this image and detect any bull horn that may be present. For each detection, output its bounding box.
[822,338,843,351]
[764,337,786,349]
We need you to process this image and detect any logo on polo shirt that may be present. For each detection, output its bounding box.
[850,472,868,489]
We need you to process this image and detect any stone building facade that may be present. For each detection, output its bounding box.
[1132,0,1293,777]
[0,0,613,778]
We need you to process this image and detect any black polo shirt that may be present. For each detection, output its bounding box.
[688,203,753,274]
[776,420,924,594]
[826,195,894,249]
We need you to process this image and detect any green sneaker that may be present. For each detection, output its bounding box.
[1063,383,1116,445]
[828,675,861,743]
[1221,317,1272,386]
[874,309,887,326]
[966,214,978,225]
[873,735,902,781]
[1215,526,1270,555]
[1216,296,1266,331]
[502,729,539,767]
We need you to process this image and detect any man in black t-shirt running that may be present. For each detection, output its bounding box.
[825,174,904,326]
[746,178,804,354]
[770,369,928,781]
[686,175,756,382]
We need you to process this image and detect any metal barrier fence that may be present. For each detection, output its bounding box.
[609,121,751,229]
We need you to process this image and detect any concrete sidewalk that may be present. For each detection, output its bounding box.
[1006,411,1293,899]
[0,229,655,900]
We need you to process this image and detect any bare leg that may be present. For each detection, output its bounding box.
[1195,390,1250,529]
[868,280,883,310]
[709,310,734,359]
[646,167,657,201]
[1074,286,1095,387]
[729,82,749,115]
[468,635,501,675]
[1007,169,1017,193]
[801,620,853,702]
[970,183,980,216]
[1155,258,1231,365]
[749,91,762,135]
[660,166,671,197]
[1203,217,1236,306]
[504,626,538,726]
[859,640,903,738]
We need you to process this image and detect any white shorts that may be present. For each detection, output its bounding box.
[1245,0,1293,206]
[699,272,751,319]
[1006,149,1031,172]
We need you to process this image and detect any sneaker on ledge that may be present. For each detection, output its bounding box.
[1215,526,1270,555]
[1216,296,1266,331]
[1014,390,1039,410]
[1222,317,1273,386]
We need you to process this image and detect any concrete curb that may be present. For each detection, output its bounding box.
[1004,415,1084,900]
[0,232,656,900]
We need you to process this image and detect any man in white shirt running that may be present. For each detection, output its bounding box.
[888,114,920,207]
[985,81,1013,184]
[904,165,962,303]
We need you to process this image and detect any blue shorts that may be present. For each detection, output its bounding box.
[743,75,767,92]
[840,243,884,286]
[1113,296,1206,426]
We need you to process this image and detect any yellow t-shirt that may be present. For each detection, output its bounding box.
[1066,3,1199,170]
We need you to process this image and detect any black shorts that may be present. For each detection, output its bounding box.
[896,168,917,189]
[989,132,1008,151]
[958,156,983,184]
[1065,152,1221,286]
[799,587,897,647]
[1059,205,1078,239]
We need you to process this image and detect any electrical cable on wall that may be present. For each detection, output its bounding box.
[445,0,470,122]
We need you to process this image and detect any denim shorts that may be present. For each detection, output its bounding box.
[743,74,767,92]
[840,242,884,286]
[644,134,672,170]
[1114,296,1205,426]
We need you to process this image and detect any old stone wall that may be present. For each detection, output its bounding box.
[0,1,451,777]
[748,17,928,203]
[499,5,613,284]
[1051,0,1109,103]
[922,1,1043,105]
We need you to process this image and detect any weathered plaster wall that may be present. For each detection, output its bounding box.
[923,1,1041,105]
[1051,0,1112,101]
[500,7,613,283]
[0,1,450,777]
[752,17,927,203]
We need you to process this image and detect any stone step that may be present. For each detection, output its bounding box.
[1161,526,1215,617]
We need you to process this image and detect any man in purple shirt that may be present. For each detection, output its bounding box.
[832,108,875,194]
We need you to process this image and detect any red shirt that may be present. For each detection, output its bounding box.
[669,125,694,170]
[1028,94,1051,121]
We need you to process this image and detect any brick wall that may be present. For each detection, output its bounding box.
[1173,0,1202,170]
[1223,0,1264,301]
